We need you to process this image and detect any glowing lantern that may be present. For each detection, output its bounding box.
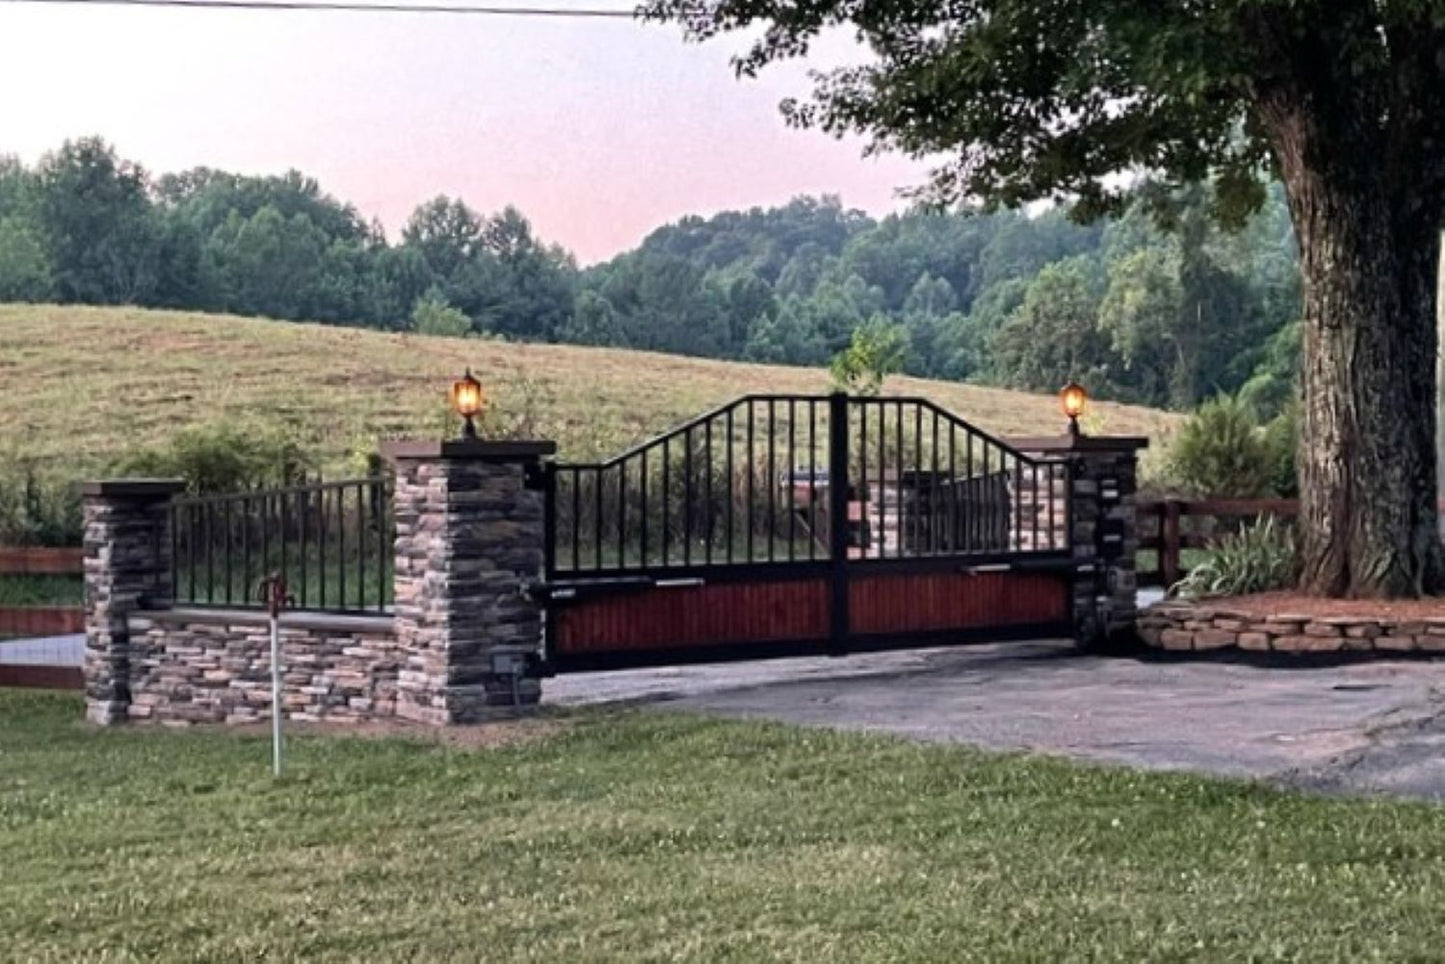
[449,368,485,439]
[1059,382,1088,436]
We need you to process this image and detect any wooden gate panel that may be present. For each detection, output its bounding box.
[848,570,1068,636]
[555,578,830,655]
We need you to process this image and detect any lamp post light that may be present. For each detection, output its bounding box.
[1060,382,1088,437]
[450,368,485,439]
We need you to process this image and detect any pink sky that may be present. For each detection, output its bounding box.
[0,2,929,262]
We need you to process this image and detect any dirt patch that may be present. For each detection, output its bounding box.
[223,713,567,750]
[1217,592,1445,620]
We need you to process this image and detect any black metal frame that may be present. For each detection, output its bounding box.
[538,393,1077,672]
[169,476,393,615]
[543,393,1071,576]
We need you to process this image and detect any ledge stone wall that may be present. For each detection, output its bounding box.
[387,440,551,725]
[125,609,399,725]
[82,480,184,725]
[1139,600,1445,654]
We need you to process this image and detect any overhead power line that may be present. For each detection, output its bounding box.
[1,0,638,17]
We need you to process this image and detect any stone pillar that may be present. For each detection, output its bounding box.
[81,479,185,725]
[383,439,555,725]
[1007,435,1147,648]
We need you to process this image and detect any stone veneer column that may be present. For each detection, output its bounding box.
[1006,435,1147,648]
[81,479,185,725]
[383,439,555,725]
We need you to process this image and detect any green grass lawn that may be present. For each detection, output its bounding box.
[5,690,1445,961]
[0,574,82,607]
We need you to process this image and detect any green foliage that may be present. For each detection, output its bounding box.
[561,288,626,346]
[0,216,53,301]
[1097,245,1183,406]
[642,0,1426,233]
[1173,516,1297,599]
[0,465,81,546]
[1238,320,1302,419]
[0,573,81,606]
[1165,394,1279,499]
[829,317,908,395]
[0,137,1305,416]
[33,137,161,305]
[409,292,471,337]
[477,364,559,441]
[401,195,481,279]
[201,205,331,320]
[1262,402,1300,499]
[112,421,317,494]
[990,256,1116,391]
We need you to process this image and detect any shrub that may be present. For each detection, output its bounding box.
[1172,515,1297,599]
[410,294,471,338]
[478,366,558,442]
[1166,393,1274,498]
[111,420,317,494]
[1262,401,1299,498]
[0,466,81,546]
[829,317,908,396]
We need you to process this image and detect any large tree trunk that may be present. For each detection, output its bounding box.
[1286,176,1443,597]
[1244,0,1445,598]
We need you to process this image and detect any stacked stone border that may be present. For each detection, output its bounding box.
[1140,599,1445,654]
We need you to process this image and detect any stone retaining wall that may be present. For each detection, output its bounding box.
[1139,600,1445,654]
[126,609,398,725]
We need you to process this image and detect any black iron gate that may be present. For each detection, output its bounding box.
[537,393,1076,672]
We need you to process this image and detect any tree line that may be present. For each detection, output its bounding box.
[0,137,1300,415]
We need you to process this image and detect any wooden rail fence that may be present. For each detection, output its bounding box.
[0,546,84,637]
[1139,497,1445,588]
[1138,499,1297,588]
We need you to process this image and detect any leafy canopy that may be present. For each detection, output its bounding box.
[643,0,1445,224]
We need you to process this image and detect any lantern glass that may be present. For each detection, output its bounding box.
[450,370,484,418]
[1059,382,1088,421]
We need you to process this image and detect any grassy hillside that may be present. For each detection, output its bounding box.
[0,304,1178,475]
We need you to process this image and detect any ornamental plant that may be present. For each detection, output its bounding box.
[1172,516,1297,600]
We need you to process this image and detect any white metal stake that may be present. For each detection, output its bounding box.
[260,572,291,779]
[270,609,283,778]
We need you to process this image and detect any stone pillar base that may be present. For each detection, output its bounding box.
[80,479,185,725]
[384,439,554,725]
[1007,434,1147,648]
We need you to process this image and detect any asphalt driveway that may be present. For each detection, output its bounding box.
[547,641,1445,800]
[16,629,1445,799]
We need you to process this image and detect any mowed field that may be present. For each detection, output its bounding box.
[0,304,1178,474]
